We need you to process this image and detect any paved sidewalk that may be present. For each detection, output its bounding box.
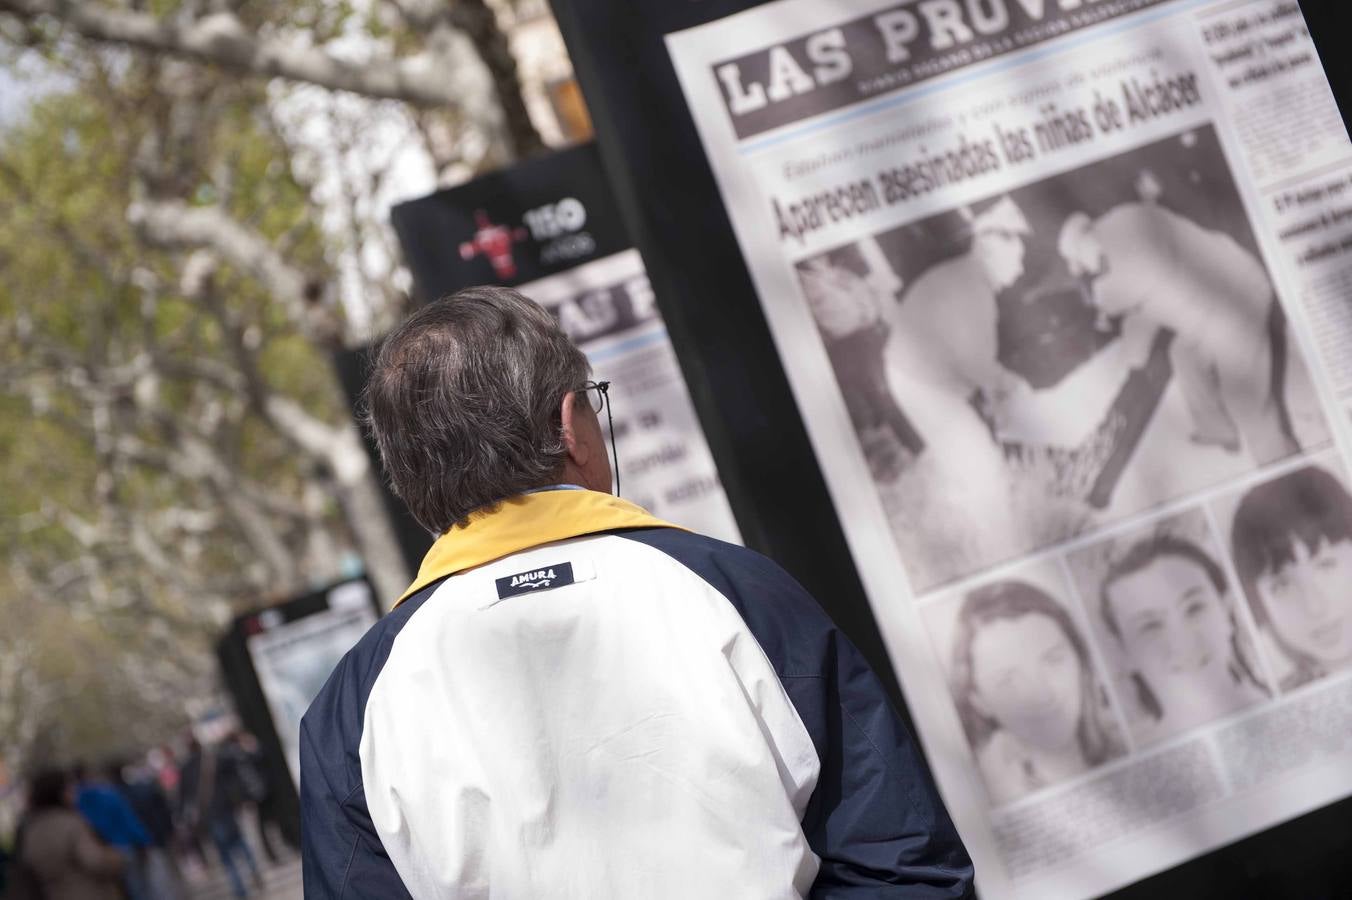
[184,855,301,900]
[182,815,301,900]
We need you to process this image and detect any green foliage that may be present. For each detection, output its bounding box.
[0,52,355,768]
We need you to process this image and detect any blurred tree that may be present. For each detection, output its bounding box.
[0,0,559,773]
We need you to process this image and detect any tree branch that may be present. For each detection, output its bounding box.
[0,0,486,112]
[128,198,341,345]
[442,0,545,159]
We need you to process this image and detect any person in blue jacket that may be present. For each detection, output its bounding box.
[73,762,151,900]
[300,285,974,898]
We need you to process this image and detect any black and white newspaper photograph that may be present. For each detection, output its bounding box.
[797,125,1331,592]
[1210,456,1352,694]
[1066,508,1271,748]
[923,561,1126,807]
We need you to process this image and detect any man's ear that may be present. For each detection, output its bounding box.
[559,389,590,466]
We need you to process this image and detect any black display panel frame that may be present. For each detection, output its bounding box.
[548,0,1352,896]
[391,142,631,297]
[547,0,909,719]
[215,576,384,848]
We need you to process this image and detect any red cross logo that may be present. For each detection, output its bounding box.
[459,209,530,280]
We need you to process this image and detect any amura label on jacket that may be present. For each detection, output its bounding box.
[495,562,575,599]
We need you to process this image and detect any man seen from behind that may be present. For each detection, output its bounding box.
[299,286,974,898]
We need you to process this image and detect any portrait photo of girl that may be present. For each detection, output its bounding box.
[1222,461,1352,691]
[1070,510,1270,747]
[928,568,1126,806]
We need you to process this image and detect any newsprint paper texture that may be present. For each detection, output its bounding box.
[668,1,1352,896]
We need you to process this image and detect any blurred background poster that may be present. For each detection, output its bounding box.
[241,581,380,788]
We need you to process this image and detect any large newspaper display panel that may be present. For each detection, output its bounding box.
[668,1,1352,896]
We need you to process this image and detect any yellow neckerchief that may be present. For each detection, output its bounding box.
[394,489,683,607]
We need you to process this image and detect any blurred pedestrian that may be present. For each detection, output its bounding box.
[12,767,124,900]
[165,737,210,876]
[115,757,185,900]
[146,745,179,797]
[74,760,152,900]
[179,738,263,900]
[227,731,289,863]
[0,830,11,897]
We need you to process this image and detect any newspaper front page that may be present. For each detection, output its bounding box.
[667,1,1352,895]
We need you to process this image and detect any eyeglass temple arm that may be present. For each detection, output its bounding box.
[601,386,620,498]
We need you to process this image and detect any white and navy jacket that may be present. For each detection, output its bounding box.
[300,489,972,898]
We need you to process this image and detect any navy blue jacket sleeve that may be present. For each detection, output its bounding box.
[299,714,355,898]
[621,528,975,899]
[300,597,433,900]
[300,714,412,899]
[792,636,974,898]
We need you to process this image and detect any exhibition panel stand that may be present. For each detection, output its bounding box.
[550,0,1352,896]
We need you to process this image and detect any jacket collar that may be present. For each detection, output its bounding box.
[395,489,682,607]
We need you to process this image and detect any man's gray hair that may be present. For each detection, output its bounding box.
[362,286,589,534]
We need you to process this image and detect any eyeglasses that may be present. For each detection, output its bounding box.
[575,380,620,496]
[577,380,610,414]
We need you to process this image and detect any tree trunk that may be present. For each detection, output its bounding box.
[327,424,413,608]
[449,0,547,159]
